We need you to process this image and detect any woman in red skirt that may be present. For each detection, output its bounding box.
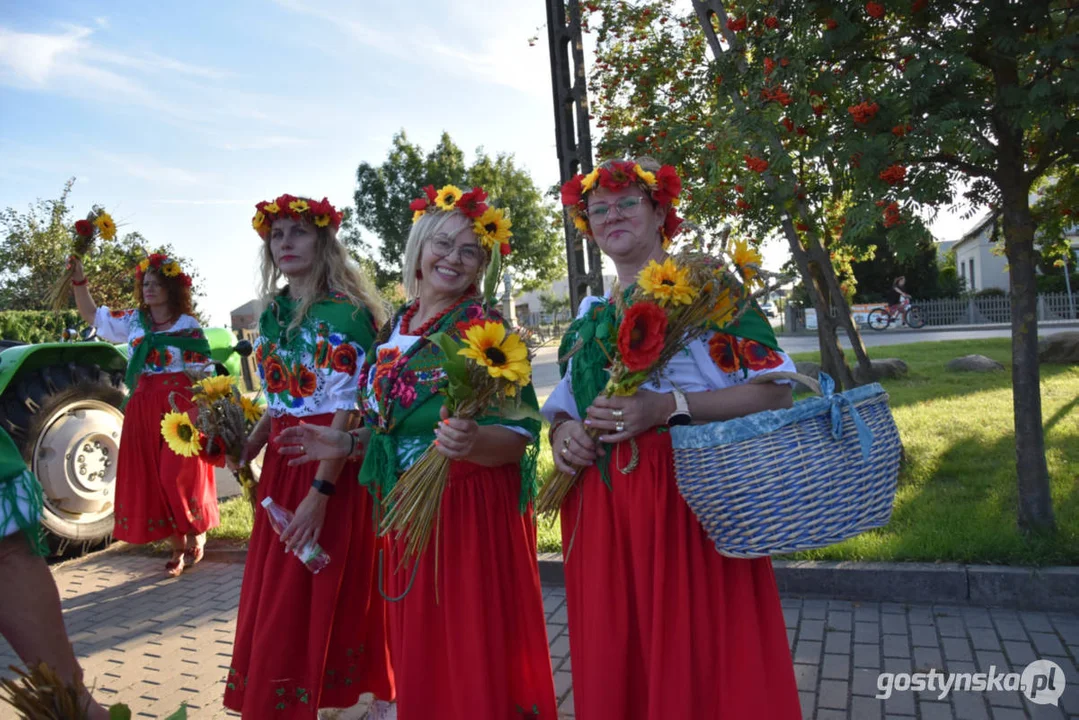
[71,253,218,577]
[543,158,802,719]
[277,185,557,720]
[223,194,394,719]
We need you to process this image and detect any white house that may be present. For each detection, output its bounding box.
[951,214,1079,292]
[514,274,618,319]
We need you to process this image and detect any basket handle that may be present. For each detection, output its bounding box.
[749,371,822,395]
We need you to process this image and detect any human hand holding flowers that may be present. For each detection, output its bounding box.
[433,405,480,460]
[585,390,674,444]
[552,420,603,475]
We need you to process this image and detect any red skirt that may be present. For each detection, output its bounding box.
[113,372,217,544]
[384,459,557,720]
[560,429,801,720]
[224,413,394,719]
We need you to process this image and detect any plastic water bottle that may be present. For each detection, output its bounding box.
[260,497,331,574]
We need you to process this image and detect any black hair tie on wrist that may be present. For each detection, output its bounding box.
[311,479,336,496]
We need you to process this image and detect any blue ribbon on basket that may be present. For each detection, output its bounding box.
[819,373,875,461]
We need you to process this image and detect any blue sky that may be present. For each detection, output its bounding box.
[0,0,970,326]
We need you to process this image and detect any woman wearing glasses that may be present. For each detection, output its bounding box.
[277,185,557,720]
[544,158,801,718]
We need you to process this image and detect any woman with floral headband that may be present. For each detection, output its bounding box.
[542,158,802,718]
[69,253,218,578]
[275,185,557,720]
[223,195,394,719]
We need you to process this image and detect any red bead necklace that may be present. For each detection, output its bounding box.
[400,292,475,336]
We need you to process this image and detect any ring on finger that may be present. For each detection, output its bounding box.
[616,421,625,432]
[562,436,571,448]
[561,447,569,455]
[612,409,624,420]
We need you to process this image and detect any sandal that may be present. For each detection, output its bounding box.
[185,543,205,566]
[165,549,186,578]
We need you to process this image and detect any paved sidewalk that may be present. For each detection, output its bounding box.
[1,551,1077,719]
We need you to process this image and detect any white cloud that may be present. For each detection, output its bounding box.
[94,17,110,29]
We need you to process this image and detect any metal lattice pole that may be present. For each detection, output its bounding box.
[546,0,605,311]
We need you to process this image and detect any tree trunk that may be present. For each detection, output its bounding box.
[780,220,857,389]
[1002,192,1056,533]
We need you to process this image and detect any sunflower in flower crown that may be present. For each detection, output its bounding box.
[251,194,343,239]
[408,184,514,256]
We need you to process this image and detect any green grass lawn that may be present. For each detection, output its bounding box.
[534,338,1079,565]
[206,339,1079,565]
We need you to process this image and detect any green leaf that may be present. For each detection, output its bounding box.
[427,331,467,382]
[483,244,503,306]
[499,402,543,423]
[163,705,188,720]
[109,705,133,720]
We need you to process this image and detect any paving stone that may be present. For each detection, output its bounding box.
[5,550,1079,720]
[817,679,849,710]
[800,618,825,642]
[821,653,850,681]
[854,642,882,670]
[855,621,880,644]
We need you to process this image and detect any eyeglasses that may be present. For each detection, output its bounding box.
[429,236,484,266]
[587,196,646,223]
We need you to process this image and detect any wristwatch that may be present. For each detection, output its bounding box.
[666,387,692,426]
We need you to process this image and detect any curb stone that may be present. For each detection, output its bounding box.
[537,554,1079,612]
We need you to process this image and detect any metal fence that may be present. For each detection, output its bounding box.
[790,292,1077,331]
[516,310,574,347]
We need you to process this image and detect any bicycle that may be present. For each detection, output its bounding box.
[866,296,926,331]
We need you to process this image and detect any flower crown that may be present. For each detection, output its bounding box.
[560,161,685,247]
[136,253,192,288]
[252,194,343,239]
[409,184,513,256]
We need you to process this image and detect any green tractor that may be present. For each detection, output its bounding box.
[0,327,252,554]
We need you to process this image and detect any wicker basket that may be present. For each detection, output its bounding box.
[670,372,901,559]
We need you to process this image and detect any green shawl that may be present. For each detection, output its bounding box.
[259,289,377,358]
[124,311,211,407]
[358,299,541,511]
[0,427,47,556]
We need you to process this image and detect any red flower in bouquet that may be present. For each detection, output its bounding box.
[457,187,489,219]
[289,365,318,398]
[727,14,747,31]
[866,1,885,17]
[331,343,359,375]
[74,219,94,237]
[499,241,512,256]
[200,434,228,468]
[617,302,668,371]
[263,356,288,394]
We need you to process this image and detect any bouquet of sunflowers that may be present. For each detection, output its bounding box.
[535,240,771,515]
[380,319,536,564]
[160,374,264,513]
[47,206,117,310]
